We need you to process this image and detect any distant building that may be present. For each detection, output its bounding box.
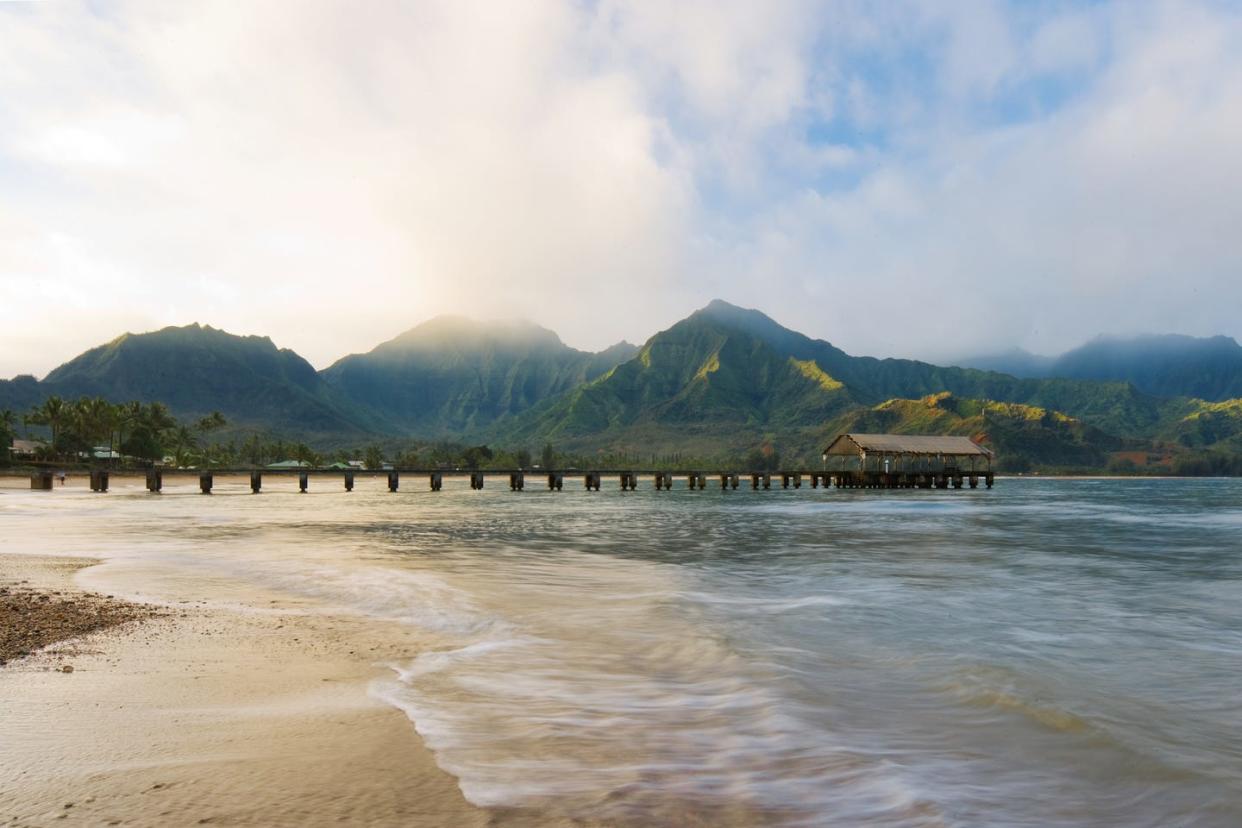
[823,433,993,474]
[266,459,311,469]
[8,439,45,459]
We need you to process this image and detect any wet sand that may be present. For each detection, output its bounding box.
[0,552,566,827]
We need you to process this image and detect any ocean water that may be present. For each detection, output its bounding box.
[4,476,1242,826]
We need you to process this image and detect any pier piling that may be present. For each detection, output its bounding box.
[470,472,485,490]
[89,470,109,492]
[250,471,262,493]
[344,471,354,492]
[387,471,399,492]
[30,471,53,490]
[199,473,213,495]
[146,470,162,492]
[430,472,443,491]
[299,472,309,493]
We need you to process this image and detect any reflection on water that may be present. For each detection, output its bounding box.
[4,477,1242,826]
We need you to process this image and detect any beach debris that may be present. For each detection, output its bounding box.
[0,583,159,666]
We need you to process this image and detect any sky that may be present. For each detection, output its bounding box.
[3,0,1242,378]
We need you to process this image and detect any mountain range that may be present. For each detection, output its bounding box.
[958,334,1242,401]
[4,301,1242,471]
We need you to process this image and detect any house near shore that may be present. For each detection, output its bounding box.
[267,459,311,469]
[8,439,46,460]
[823,433,994,474]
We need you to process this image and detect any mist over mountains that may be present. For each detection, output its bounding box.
[4,301,1242,472]
[959,334,1242,401]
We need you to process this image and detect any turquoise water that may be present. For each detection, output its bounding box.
[4,477,1242,825]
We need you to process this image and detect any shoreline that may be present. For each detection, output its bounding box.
[0,551,553,827]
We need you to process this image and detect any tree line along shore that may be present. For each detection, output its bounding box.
[2,394,789,474]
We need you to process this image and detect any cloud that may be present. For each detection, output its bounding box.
[690,1,1242,360]
[1,0,1241,377]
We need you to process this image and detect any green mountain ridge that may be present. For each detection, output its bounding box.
[16,324,377,437]
[320,316,639,436]
[484,301,1223,466]
[482,304,857,460]
[4,302,1242,472]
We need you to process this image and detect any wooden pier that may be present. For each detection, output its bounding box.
[38,466,993,493]
[30,434,996,495]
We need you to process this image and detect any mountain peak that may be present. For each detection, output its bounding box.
[694,299,782,332]
[390,315,565,351]
[683,299,822,359]
[696,299,773,323]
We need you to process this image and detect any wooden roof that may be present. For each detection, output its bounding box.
[825,433,993,456]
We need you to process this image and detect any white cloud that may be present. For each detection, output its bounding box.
[695,1,1242,360]
[1,0,1241,379]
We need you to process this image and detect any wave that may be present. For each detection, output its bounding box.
[367,558,942,826]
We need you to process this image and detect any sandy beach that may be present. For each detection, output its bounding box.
[0,546,568,827]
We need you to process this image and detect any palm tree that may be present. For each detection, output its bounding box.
[194,412,227,468]
[144,402,177,436]
[101,400,121,464]
[171,424,199,468]
[27,396,68,456]
[0,409,15,462]
[68,397,93,456]
[116,401,144,454]
[79,398,120,464]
